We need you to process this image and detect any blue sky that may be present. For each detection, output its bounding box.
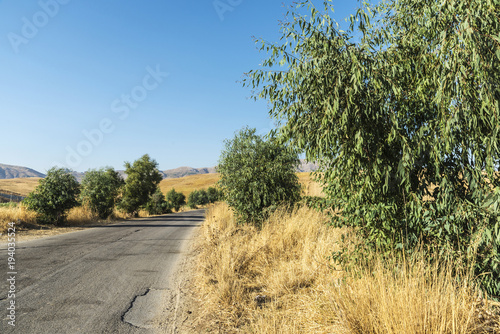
[0,0,361,173]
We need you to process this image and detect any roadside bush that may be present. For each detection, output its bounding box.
[187,189,209,209]
[145,187,171,215]
[80,167,124,219]
[166,188,185,212]
[119,154,163,215]
[207,186,222,203]
[24,167,80,225]
[217,127,301,226]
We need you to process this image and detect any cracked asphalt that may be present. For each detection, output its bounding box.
[0,210,203,334]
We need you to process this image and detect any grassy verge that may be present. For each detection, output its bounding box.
[193,202,500,333]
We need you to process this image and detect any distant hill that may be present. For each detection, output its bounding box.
[0,163,46,179]
[296,160,319,173]
[0,160,318,181]
[162,166,217,179]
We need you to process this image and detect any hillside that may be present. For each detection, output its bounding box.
[0,160,318,181]
[0,163,45,179]
[0,177,42,196]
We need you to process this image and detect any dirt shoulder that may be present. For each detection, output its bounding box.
[155,226,203,333]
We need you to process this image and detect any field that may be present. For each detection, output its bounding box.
[0,172,321,198]
[192,202,500,333]
[0,177,42,196]
[159,173,220,196]
[0,173,322,236]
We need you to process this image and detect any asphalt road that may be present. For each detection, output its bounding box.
[0,209,204,334]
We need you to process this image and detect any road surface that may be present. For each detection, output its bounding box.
[0,210,204,333]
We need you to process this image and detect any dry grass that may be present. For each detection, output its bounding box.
[193,203,500,333]
[0,204,38,234]
[297,172,323,197]
[159,174,220,197]
[0,177,42,196]
[0,172,322,199]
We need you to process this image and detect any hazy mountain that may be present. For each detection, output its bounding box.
[0,163,46,179]
[296,160,319,172]
[0,160,318,180]
[162,166,217,179]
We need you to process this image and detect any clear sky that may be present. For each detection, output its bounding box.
[0,0,360,173]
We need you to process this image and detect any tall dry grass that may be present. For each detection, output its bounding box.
[0,204,37,233]
[194,202,499,333]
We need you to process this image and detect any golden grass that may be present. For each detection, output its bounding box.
[297,172,324,197]
[159,173,220,197]
[194,202,500,333]
[0,172,323,199]
[0,204,38,234]
[0,177,42,196]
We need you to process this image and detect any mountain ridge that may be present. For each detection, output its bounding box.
[0,160,318,180]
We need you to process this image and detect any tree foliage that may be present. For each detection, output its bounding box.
[207,186,223,203]
[217,127,301,226]
[166,188,186,212]
[80,167,124,219]
[246,1,500,294]
[145,187,171,215]
[119,154,163,215]
[188,189,209,208]
[24,167,80,225]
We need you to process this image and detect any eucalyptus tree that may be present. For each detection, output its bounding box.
[246,0,500,294]
[119,154,163,215]
[217,127,301,226]
[81,167,124,219]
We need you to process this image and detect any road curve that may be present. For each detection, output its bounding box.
[0,209,204,333]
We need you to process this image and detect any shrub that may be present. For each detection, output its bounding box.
[119,154,163,215]
[80,167,124,219]
[217,127,301,226]
[145,187,171,215]
[24,167,80,225]
[188,189,209,209]
[207,186,222,203]
[166,188,186,212]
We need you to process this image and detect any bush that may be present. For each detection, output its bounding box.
[145,187,171,215]
[217,127,301,226]
[119,154,163,215]
[24,167,80,225]
[80,167,124,219]
[207,186,222,203]
[166,188,186,212]
[187,189,209,209]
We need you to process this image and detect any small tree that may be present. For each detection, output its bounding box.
[187,189,209,209]
[24,167,80,225]
[145,187,171,215]
[166,188,186,212]
[217,127,301,225]
[207,187,222,203]
[80,167,124,219]
[119,154,163,215]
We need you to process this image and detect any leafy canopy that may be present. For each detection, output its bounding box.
[217,127,301,225]
[145,187,171,215]
[24,167,80,225]
[80,167,124,219]
[166,188,186,212]
[119,154,163,214]
[246,0,500,294]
